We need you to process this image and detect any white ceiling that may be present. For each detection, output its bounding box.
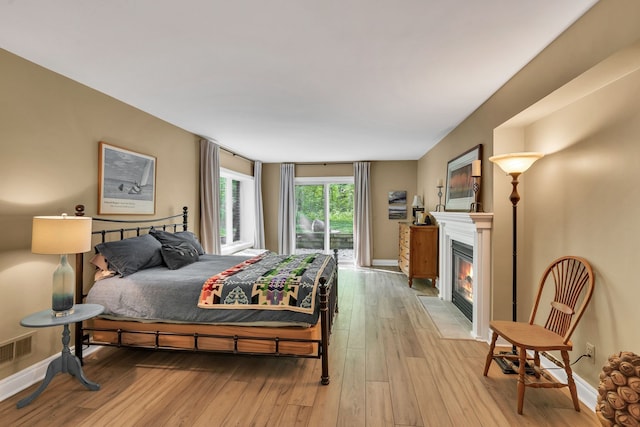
[0,0,597,163]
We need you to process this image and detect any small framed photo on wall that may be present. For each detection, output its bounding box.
[388,190,407,219]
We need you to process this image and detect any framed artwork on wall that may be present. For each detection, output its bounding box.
[98,141,156,215]
[388,190,407,219]
[445,144,482,211]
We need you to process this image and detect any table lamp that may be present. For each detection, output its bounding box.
[32,214,92,317]
[411,195,424,223]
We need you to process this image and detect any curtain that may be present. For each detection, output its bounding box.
[278,163,296,255]
[354,161,372,266]
[253,160,266,249]
[199,139,221,254]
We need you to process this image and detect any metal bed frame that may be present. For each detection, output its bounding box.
[73,204,338,384]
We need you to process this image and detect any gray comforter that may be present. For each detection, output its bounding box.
[86,253,335,327]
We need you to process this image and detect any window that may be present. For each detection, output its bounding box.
[219,168,254,255]
[295,176,354,262]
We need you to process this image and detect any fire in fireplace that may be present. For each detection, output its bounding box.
[452,241,473,321]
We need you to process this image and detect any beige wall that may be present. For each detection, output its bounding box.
[0,49,201,380]
[220,150,253,176]
[418,0,640,387]
[520,60,640,386]
[262,161,417,262]
[370,161,418,261]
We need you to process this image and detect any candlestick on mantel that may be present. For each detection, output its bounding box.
[435,179,445,212]
[470,177,482,212]
[472,160,481,177]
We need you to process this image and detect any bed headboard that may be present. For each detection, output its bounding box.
[74,204,188,241]
[73,204,189,302]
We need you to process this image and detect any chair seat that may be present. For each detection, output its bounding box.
[489,320,572,351]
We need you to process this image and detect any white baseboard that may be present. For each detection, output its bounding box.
[537,353,597,411]
[0,346,101,403]
[372,259,398,267]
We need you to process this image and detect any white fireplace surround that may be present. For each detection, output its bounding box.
[430,211,493,342]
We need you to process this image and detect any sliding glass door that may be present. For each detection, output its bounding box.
[295,178,354,262]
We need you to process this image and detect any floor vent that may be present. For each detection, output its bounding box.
[0,334,33,365]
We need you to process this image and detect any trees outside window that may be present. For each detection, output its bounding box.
[219,168,254,253]
[295,178,354,261]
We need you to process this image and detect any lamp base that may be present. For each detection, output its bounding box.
[495,351,536,375]
[52,308,75,318]
[52,254,75,318]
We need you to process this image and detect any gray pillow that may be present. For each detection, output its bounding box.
[175,231,206,255]
[95,234,163,277]
[150,230,205,255]
[160,242,199,270]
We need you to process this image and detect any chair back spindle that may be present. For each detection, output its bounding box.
[530,256,594,344]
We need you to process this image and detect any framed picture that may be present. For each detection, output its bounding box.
[98,141,156,214]
[445,144,482,211]
[388,190,407,219]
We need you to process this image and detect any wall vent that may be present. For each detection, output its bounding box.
[15,336,32,358]
[0,333,34,365]
[0,342,14,364]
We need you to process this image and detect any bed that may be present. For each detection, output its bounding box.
[73,205,338,384]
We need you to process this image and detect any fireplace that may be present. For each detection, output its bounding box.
[430,211,493,341]
[452,241,473,321]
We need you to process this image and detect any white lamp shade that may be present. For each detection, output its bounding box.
[32,215,92,254]
[412,195,423,207]
[489,152,544,174]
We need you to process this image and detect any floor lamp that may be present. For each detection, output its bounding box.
[489,152,544,373]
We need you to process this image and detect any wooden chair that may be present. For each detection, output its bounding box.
[483,256,595,414]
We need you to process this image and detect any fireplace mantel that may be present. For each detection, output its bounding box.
[430,211,493,341]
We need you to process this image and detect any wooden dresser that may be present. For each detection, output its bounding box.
[398,222,438,287]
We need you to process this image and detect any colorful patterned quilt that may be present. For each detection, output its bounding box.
[198,252,334,314]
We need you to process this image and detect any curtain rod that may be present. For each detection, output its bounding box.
[199,137,255,163]
[219,146,254,163]
[202,138,367,165]
[295,161,359,166]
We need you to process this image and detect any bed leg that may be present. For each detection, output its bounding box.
[319,278,330,385]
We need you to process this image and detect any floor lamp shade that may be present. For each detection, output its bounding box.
[32,215,92,316]
[488,152,544,175]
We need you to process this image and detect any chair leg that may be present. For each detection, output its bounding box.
[483,331,498,376]
[517,346,527,415]
[533,351,541,379]
[561,350,581,412]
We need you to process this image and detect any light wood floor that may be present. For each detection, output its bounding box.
[1,266,599,426]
